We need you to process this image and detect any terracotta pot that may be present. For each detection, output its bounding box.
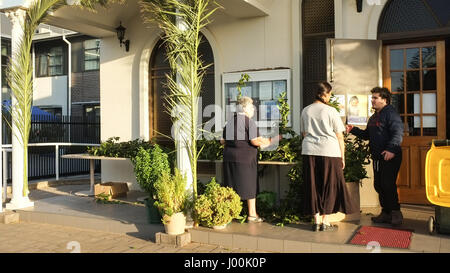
[163,212,186,235]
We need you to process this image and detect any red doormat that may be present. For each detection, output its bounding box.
[349,226,413,249]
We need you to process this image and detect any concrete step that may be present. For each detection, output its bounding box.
[188,222,415,253]
[0,211,20,224]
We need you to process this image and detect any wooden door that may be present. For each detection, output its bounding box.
[383,41,446,204]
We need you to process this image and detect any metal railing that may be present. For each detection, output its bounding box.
[1,142,100,203]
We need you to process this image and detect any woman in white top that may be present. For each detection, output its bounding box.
[300,82,357,232]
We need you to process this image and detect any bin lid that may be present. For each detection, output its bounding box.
[425,142,450,207]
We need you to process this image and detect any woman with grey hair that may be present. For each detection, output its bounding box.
[220,96,281,222]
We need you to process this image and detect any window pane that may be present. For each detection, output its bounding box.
[423,70,436,90]
[49,65,62,76]
[407,116,421,136]
[84,39,100,49]
[423,116,437,136]
[392,94,404,114]
[50,47,63,55]
[39,55,48,76]
[406,93,420,114]
[84,60,99,71]
[422,93,437,114]
[85,49,100,61]
[390,49,403,70]
[273,80,287,99]
[422,47,436,68]
[391,72,404,91]
[406,71,420,91]
[406,48,420,69]
[49,55,62,66]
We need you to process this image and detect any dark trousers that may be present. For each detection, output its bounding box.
[373,153,402,213]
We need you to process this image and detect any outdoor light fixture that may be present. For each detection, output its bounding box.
[356,0,363,13]
[116,22,130,52]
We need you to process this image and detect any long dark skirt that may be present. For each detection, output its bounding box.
[302,155,357,216]
[223,161,258,201]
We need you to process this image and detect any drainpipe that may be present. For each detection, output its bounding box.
[62,34,72,144]
[62,34,71,117]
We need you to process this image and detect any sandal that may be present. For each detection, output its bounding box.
[320,223,338,232]
[247,216,264,223]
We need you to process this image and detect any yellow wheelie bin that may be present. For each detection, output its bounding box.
[425,140,450,235]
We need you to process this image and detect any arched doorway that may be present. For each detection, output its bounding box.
[378,0,449,204]
[148,35,215,146]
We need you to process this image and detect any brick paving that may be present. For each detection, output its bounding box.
[0,222,260,253]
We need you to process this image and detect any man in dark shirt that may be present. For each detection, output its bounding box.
[346,87,404,226]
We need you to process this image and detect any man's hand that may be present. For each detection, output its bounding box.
[346,125,354,134]
[381,150,395,161]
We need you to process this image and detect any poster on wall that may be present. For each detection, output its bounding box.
[334,95,346,117]
[347,94,368,125]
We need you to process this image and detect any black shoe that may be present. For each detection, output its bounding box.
[312,224,320,232]
[391,210,403,226]
[371,211,391,224]
[320,223,338,231]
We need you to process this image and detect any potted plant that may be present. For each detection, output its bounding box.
[153,169,189,235]
[341,133,371,221]
[194,178,242,229]
[132,144,171,224]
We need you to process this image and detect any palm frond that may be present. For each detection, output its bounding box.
[140,0,220,200]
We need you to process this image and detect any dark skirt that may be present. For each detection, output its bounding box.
[223,161,258,200]
[302,155,358,216]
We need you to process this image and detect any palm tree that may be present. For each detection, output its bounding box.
[140,0,220,201]
[5,0,114,197]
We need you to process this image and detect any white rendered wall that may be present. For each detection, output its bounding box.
[335,0,387,40]
[33,76,68,114]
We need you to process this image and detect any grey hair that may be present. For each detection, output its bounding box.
[237,96,254,113]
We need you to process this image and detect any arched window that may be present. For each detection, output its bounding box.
[149,35,215,144]
[378,0,450,41]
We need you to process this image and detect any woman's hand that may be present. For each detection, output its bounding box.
[342,158,345,169]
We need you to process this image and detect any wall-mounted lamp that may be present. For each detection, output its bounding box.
[116,22,130,52]
[356,0,363,13]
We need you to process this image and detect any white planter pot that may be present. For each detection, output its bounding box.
[163,212,186,235]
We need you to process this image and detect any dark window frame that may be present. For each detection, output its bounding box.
[36,45,66,78]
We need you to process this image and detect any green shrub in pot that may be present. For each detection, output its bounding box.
[194,178,242,228]
[132,144,170,197]
[153,169,189,219]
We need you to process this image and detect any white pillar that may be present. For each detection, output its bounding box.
[174,14,193,193]
[5,9,34,210]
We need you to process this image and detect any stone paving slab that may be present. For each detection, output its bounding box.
[0,222,257,253]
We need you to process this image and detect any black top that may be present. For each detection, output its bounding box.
[351,104,403,160]
[222,113,260,163]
